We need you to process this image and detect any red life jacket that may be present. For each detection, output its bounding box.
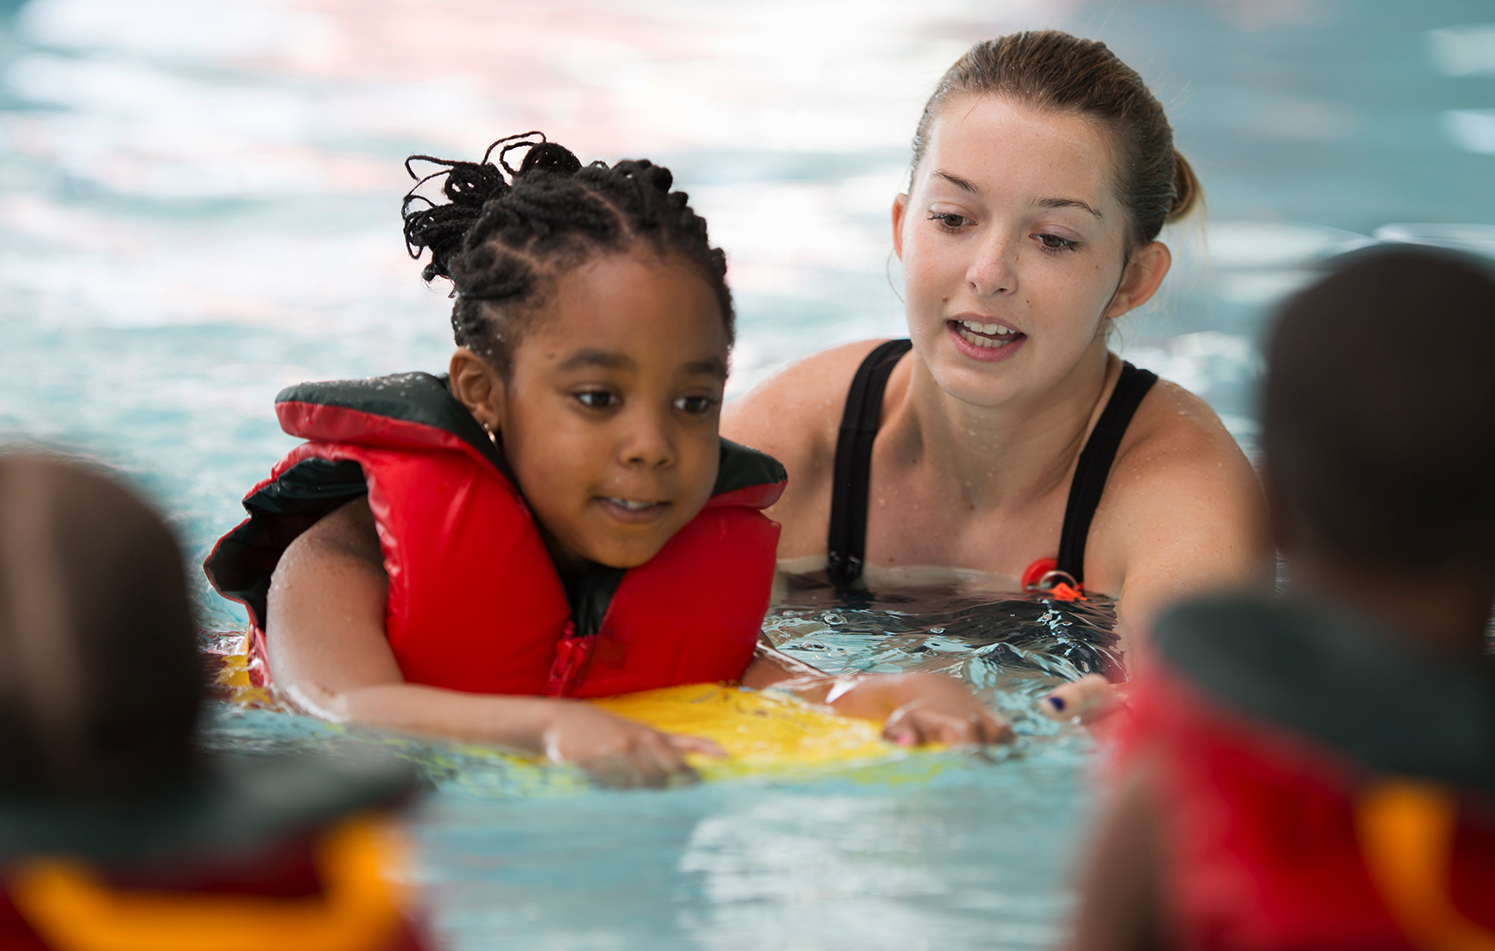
[0,753,427,951]
[204,372,786,699]
[1130,597,1495,951]
[1,816,427,951]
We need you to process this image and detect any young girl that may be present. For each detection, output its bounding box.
[206,136,1007,787]
[723,32,1272,668]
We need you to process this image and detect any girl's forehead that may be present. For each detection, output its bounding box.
[520,250,728,364]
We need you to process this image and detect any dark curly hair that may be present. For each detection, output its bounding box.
[402,132,734,377]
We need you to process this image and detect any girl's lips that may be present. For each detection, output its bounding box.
[596,497,670,524]
[947,319,1025,363]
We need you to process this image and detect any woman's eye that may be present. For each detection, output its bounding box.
[575,390,618,410]
[1035,233,1077,252]
[673,395,716,415]
[928,212,969,230]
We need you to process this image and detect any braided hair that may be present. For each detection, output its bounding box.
[402,133,734,377]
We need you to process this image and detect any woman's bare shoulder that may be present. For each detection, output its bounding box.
[1120,377,1249,471]
[1089,375,1272,618]
[722,339,891,463]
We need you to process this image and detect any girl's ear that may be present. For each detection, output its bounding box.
[448,348,506,435]
[1105,241,1172,319]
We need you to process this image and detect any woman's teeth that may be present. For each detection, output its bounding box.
[956,319,1020,349]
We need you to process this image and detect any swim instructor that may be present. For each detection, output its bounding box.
[724,32,1272,656]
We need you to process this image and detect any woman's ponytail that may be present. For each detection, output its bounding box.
[1167,150,1203,223]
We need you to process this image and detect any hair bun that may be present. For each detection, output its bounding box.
[1167,149,1203,222]
[518,141,582,177]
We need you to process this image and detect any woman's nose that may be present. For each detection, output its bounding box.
[966,232,1016,297]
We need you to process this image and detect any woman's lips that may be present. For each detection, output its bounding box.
[597,497,670,524]
[947,318,1025,362]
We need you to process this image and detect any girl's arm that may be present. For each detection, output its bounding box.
[265,497,723,788]
[741,643,1013,746]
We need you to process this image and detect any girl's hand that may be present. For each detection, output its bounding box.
[878,673,1014,747]
[540,704,726,788]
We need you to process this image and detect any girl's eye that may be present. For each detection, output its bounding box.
[928,212,969,230]
[673,395,717,415]
[576,390,618,410]
[1035,233,1077,252]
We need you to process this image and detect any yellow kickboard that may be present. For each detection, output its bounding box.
[209,638,903,778]
[590,683,896,773]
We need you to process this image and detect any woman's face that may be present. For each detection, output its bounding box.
[894,95,1161,408]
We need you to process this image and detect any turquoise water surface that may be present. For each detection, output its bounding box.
[2,0,1493,947]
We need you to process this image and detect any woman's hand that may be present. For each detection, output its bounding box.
[863,673,1014,747]
[539,704,724,788]
[742,647,1013,747]
[1039,673,1121,725]
[877,673,1014,747]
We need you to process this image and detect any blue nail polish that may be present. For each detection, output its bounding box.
[1047,695,1066,712]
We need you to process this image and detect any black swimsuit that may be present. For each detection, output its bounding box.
[825,339,1158,590]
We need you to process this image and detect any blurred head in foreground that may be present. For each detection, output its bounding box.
[0,453,431,950]
[0,453,202,799]
[1262,245,1495,604]
[1064,246,1495,951]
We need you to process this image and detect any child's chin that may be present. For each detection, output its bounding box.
[585,537,670,570]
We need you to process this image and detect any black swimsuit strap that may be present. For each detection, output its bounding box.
[1055,361,1158,583]
[826,339,912,589]
[826,341,1156,590]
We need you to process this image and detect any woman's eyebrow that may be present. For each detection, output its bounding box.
[933,172,1102,219]
[934,170,980,193]
[1037,196,1103,218]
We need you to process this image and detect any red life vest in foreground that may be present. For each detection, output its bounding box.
[205,372,786,699]
[1130,597,1495,951]
[1,754,427,951]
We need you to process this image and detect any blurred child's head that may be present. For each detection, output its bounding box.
[401,135,733,571]
[1262,247,1495,580]
[0,454,202,799]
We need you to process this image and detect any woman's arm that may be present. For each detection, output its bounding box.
[1087,379,1274,645]
[1043,381,1271,725]
[265,497,723,787]
[741,643,1013,746]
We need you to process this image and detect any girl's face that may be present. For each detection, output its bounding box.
[461,251,728,571]
[893,95,1168,407]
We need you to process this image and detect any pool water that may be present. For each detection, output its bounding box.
[2,0,1492,947]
